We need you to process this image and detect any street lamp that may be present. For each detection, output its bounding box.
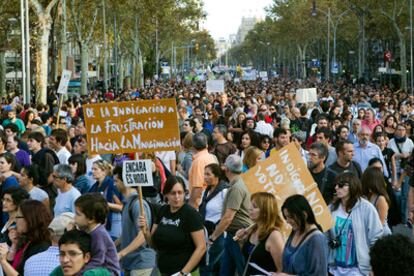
[312,0,349,81]
[312,0,330,81]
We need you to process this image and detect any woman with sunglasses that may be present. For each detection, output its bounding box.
[327,172,383,276]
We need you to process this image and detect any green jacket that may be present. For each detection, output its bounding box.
[50,266,111,276]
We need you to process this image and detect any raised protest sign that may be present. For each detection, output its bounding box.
[296,88,317,103]
[242,143,333,234]
[206,80,225,93]
[122,160,154,187]
[84,98,181,155]
[57,70,72,94]
[259,71,268,81]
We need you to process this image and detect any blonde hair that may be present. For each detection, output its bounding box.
[243,146,263,169]
[251,192,283,240]
[93,160,113,176]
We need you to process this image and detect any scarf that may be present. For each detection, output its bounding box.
[199,180,229,220]
[89,176,116,231]
[394,135,407,144]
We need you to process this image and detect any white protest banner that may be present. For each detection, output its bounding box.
[57,70,72,94]
[206,80,225,93]
[296,88,318,103]
[122,160,154,187]
[242,143,334,236]
[259,71,268,81]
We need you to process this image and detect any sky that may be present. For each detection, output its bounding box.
[202,0,273,40]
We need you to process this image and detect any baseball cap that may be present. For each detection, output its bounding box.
[49,212,75,236]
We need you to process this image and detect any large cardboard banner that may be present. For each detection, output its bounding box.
[84,98,181,155]
[242,143,334,233]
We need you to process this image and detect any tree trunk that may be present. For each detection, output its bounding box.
[357,13,366,79]
[61,0,68,71]
[36,18,52,104]
[0,51,5,97]
[138,48,144,88]
[80,43,88,95]
[131,57,137,88]
[398,32,407,91]
[102,0,108,92]
[119,55,124,90]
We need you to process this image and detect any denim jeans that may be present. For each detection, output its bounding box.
[219,233,246,276]
[395,175,410,223]
[199,234,225,276]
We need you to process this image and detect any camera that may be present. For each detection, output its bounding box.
[328,236,341,249]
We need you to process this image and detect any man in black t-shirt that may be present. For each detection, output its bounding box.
[323,140,362,204]
[308,142,328,192]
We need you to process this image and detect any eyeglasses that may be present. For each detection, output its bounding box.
[58,251,84,258]
[262,140,270,144]
[336,182,349,188]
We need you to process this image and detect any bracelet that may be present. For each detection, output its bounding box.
[208,237,214,243]
[180,271,189,276]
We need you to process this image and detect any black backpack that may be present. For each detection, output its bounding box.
[128,194,162,229]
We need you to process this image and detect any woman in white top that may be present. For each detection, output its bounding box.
[198,163,228,276]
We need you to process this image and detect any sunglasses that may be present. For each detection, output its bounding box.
[336,181,349,188]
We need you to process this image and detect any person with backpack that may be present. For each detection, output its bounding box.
[113,166,156,276]
[27,131,60,186]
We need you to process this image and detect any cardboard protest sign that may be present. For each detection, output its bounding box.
[296,88,317,103]
[206,80,225,93]
[83,98,181,155]
[242,143,334,234]
[122,160,154,187]
[57,70,72,94]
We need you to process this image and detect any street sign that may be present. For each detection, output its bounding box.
[384,51,392,62]
[57,70,72,94]
[331,61,339,74]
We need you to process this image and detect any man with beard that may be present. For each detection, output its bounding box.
[353,127,388,176]
[308,142,328,192]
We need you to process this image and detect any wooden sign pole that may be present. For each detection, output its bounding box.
[135,153,147,234]
[56,95,64,129]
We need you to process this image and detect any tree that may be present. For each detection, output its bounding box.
[30,0,59,104]
[69,0,100,95]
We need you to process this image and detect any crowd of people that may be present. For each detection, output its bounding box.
[0,78,412,275]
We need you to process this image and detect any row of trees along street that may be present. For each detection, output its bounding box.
[0,0,216,104]
[228,0,413,91]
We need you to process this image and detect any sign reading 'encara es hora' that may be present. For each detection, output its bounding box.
[84,98,181,155]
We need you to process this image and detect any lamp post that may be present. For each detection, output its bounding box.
[410,0,413,95]
[312,0,330,81]
[312,0,350,81]
[20,0,30,103]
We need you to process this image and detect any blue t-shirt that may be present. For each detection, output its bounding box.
[53,187,81,216]
[282,230,328,276]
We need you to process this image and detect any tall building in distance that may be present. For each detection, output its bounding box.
[235,16,261,45]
